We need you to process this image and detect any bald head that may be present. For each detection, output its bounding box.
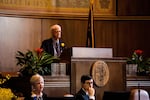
[50,24,61,40]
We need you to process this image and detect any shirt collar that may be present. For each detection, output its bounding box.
[82,88,88,95]
[31,92,43,98]
[52,38,59,43]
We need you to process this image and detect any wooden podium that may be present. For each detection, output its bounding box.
[70,47,127,100]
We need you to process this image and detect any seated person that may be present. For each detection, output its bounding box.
[24,74,48,100]
[75,75,95,100]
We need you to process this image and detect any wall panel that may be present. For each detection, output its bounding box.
[0,17,41,72]
[0,16,150,74]
[117,0,150,15]
[41,19,88,47]
[117,20,150,57]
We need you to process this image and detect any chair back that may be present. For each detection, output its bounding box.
[103,91,131,100]
[130,89,149,100]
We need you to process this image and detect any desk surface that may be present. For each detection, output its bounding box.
[127,75,150,81]
[126,76,150,89]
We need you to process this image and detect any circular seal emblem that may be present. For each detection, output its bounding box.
[91,60,109,87]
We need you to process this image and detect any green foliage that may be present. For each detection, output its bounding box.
[16,48,58,77]
[127,49,150,73]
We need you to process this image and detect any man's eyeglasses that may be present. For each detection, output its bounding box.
[85,82,93,85]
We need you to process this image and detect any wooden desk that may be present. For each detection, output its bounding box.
[43,76,70,97]
[71,57,126,100]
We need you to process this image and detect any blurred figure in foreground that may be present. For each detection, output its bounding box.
[24,74,48,100]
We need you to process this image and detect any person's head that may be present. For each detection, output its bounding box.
[50,24,61,40]
[81,75,93,91]
[30,74,44,93]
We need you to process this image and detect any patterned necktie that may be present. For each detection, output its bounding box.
[56,42,60,56]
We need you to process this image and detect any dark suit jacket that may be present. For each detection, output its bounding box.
[75,89,90,100]
[41,38,65,56]
[24,92,48,100]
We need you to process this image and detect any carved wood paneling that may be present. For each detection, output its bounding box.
[1,16,150,72]
[0,0,116,17]
[0,17,41,72]
[117,0,150,16]
[71,58,126,100]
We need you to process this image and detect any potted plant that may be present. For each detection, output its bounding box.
[127,49,150,76]
[16,48,58,77]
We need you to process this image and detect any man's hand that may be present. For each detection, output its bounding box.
[88,87,95,96]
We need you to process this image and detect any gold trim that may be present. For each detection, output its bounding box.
[0,0,116,16]
[0,11,150,21]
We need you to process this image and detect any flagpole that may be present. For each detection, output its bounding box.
[90,0,95,48]
[86,0,95,48]
[90,0,94,48]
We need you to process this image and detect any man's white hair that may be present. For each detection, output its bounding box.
[50,24,61,32]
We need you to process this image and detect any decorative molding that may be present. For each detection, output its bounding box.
[0,0,116,17]
[44,76,70,87]
[1,0,150,20]
[99,0,110,9]
[95,0,116,16]
[71,57,127,62]
[91,60,109,87]
[127,81,150,87]
[44,81,70,87]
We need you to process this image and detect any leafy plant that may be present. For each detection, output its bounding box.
[127,49,150,73]
[16,48,58,77]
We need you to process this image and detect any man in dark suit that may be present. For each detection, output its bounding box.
[41,24,65,57]
[75,75,95,100]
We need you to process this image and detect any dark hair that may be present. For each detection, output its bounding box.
[81,75,92,83]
